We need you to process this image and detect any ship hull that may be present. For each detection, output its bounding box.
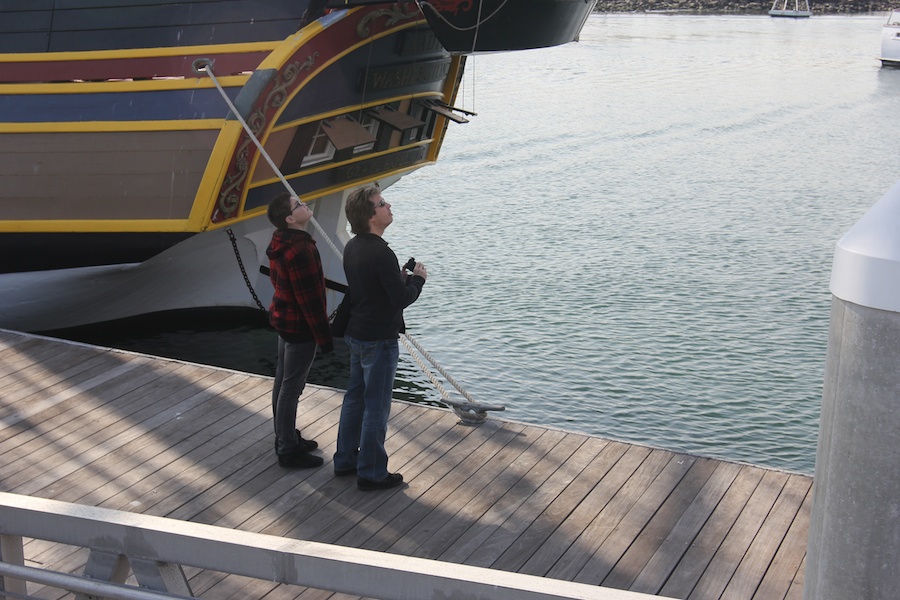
[0,0,594,332]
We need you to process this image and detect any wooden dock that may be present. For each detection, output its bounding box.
[0,329,811,599]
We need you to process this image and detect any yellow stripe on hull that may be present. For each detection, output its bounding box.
[0,120,225,134]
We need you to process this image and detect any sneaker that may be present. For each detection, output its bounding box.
[334,466,357,477]
[277,449,324,469]
[357,473,403,491]
[274,431,318,456]
[296,429,318,451]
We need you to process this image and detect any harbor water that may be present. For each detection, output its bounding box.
[56,14,900,475]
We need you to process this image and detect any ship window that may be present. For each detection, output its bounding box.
[301,123,336,167]
[359,112,380,138]
[321,116,377,155]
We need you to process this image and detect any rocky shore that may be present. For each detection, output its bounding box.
[593,0,893,13]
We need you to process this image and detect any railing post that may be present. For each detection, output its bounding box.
[804,180,900,599]
[0,533,27,597]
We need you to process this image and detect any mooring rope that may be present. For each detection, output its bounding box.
[196,60,503,423]
[193,59,344,263]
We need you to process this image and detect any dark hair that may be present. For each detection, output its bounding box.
[267,192,294,229]
[345,186,381,235]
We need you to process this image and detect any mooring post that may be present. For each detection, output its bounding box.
[804,180,900,599]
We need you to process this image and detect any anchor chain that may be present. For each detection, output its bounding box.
[227,228,266,311]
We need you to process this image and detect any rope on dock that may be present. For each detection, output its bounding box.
[196,60,504,424]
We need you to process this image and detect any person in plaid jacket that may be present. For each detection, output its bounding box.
[266,192,333,469]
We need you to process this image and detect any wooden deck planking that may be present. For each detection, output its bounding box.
[0,331,813,600]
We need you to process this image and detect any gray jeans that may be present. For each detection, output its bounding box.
[272,337,317,455]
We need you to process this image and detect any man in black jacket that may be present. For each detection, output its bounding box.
[333,185,427,491]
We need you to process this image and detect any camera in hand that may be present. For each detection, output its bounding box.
[403,257,416,272]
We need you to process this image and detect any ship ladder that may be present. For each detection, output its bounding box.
[196,59,504,424]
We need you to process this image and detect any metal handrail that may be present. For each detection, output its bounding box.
[0,492,673,600]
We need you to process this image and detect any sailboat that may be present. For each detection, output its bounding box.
[769,0,812,18]
[881,9,900,67]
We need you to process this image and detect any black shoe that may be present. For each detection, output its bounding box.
[296,429,318,451]
[278,449,324,469]
[334,466,357,477]
[357,473,403,491]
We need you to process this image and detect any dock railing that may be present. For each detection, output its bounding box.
[0,492,673,600]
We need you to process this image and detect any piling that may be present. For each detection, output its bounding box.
[804,180,900,599]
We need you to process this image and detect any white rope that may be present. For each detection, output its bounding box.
[193,59,343,262]
[197,60,503,422]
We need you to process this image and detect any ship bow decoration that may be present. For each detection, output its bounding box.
[209,2,465,224]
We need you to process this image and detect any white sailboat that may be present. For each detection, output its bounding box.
[881,9,900,67]
[769,0,812,18]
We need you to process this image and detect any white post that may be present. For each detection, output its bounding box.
[804,180,900,599]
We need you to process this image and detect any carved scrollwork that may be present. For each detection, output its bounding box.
[215,53,319,219]
[358,3,419,38]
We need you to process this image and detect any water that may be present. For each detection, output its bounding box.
[54,14,900,475]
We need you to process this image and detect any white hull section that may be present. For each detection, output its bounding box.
[882,11,900,67]
[0,190,354,333]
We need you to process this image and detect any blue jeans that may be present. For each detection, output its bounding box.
[272,337,317,455]
[334,336,399,481]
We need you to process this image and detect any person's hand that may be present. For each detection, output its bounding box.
[413,262,427,280]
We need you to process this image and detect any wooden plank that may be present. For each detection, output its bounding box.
[628,460,743,595]
[0,332,813,599]
[0,357,181,478]
[178,387,346,526]
[50,1,306,30]
[0,341,109,391]
[0,355,150,435]
[490,436,614,573]
[0,1,53,12]
[217,402,429,535]
[0,330,35,348]
[0,9,51,32]
[84,378,276,511]
[433,427,578,564]
[463,434,603,568]
[100,395,279,514]
[287,410,482,542]
[0,357,182,458]
[686,469,790,600]
[47,22,302,52]
[0,51,270,83]
[361,422,531,553]
[186,407,455,596]
[573,452,701,585]
[0,132,221,155]
[6,369,244,495]
[0,337,58,375]
[784,556,805,600]
[514,440,632,576]
[0,32,49,53]
[751,483,811,600]
[600,457,722,590]
[659,465,767,598]
[413,428,575,561]
[3,144,217,181]
[720,474,811,600]
[33,375,273,505]
[543,445,663,581]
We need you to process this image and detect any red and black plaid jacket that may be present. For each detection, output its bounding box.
[266,228,332,347]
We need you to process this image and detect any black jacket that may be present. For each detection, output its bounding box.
[343,233,424,340]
